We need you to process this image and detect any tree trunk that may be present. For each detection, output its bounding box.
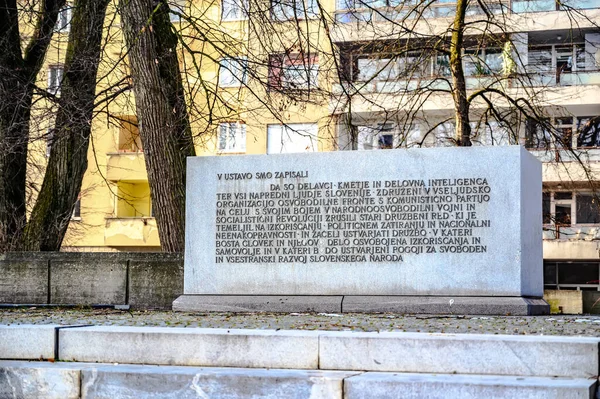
[20,0,110,250]
[449,0,471,147]
[122,0,196,253]
[0,0,66,251]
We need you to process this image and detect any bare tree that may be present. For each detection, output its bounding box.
[0,0,66,251]
[21,0,111,250]
[122,0,196,253]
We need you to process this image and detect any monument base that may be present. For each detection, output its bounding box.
[173,295,549,315]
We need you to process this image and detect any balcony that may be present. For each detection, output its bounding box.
[333,0,599,23]
[106,152,147,181]
[104,217,160,247]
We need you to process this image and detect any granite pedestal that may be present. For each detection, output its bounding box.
[176,146,548,315]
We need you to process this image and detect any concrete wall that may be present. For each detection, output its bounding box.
[544,290,583,314]
[0,252,182,309]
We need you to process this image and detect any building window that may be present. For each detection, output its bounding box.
[118,117,142,152]
[527,43,586,86]
[554,117,573,149]
[356,57,398,82]
[543,193,551,223]
[218,122,246,152]
[269,53,318,90]
[357,124,395,150]
[463,48,503,76]
[222,0,248,20]
[544,191,600,226]
[55,6,71,32]
[544,261,600,290]
[218,57,247,87]
[267,123,318,154]
[168,0,186,22]
[271,0,319,21]
[525,118,552,150]
[46,129,55,157]
[72,198,81,219]
[576,117,600,148]
[48,65,64,95]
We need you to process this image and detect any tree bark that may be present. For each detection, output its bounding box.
[122,0,196,253]
[449,0,471,147]
[20,0,110,250]
[0,0,66,251]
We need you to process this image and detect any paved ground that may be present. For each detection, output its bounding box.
[1,308,600,336]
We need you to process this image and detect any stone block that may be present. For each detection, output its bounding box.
[0,253,48,304]
[0,325,57,360]
[582,291,600,314]
[342,296,549,315]
[128,256,183,309]
[184,146,543,301]
[173,295,343,312]
[59,326,319,369]
[81,364,355,399]
[319,331,600,378]
[545,290,583,314]
[0,360,81,399]
[344,372,597,399]
[49,255,126,305]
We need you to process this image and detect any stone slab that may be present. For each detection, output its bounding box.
[0,325,57,360]
[0,360,83,399]
[342,296,549,315]
[50,258,127,305]
[173,295,343,312]
[319,331,600,378]
[128,258,183,309]
[184,146,543,298]
[344,372,597,399]
[81,364,357,399]
[59,326,319,369]
[0,254,48,304]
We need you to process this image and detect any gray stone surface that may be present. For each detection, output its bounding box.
[184,146,543,299]
[129,257,183,309]
[59,326,319,369]
[0,252,182,308]
[342,296,549,315]
[0,254,48,304]
[81,364,356,399]
[50,258,127,305]
[173,295,343,312]
[0,325,57,360]
[0,361,82,399]
[3,309,599,336]
[344,372,597,399]
[319,331,600,378]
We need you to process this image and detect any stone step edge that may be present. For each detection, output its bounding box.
[2,325,599,378]
[0,360,597,399]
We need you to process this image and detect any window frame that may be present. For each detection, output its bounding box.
[221,0,249,21]
[47,65,64,95]
[54,6,72,32]
[267,123,318,154]
[271,0,319,21]
[218,122,247,153]
[218,57,248,88]
[268,53,319,91]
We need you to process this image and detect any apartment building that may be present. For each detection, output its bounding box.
[32,0,600,301]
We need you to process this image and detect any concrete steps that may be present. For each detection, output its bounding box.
[0,325,598,398]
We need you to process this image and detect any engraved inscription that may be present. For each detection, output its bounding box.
[215,172,491,264]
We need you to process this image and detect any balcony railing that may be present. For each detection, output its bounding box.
[334,0,599,22]
[333,70,600,96]
[543,224,600,240]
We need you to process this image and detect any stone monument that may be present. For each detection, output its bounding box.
[173,146,549,315]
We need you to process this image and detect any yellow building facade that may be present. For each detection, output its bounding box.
[29,0,600,301]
